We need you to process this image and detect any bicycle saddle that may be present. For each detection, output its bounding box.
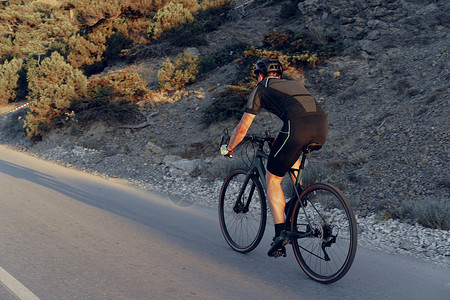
[303,143,322,153]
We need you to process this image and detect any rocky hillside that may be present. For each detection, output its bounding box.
[297,0,449,223]
[1,0,449,227]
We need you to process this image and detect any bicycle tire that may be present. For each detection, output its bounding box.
[219,169,267,253]
[290,182,357,283]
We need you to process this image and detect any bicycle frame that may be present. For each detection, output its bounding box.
[230,134,323,241]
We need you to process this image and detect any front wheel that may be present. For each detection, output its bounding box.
[290,183,357,283]
[219,169,267,253]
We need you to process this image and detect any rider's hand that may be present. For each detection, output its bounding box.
[220,145,233,157]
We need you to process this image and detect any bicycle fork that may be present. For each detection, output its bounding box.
[233,171,256,214]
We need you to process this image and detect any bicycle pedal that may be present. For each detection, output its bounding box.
[274,248,287,258]
[269,247,287,258]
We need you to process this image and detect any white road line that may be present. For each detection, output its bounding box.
[0,266,40,300]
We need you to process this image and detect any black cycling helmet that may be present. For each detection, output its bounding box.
[254,57,283,77]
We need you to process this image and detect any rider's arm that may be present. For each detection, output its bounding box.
[227,112,256,151]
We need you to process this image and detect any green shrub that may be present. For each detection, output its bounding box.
[157,50,199,92]
[126,0,165,13]
[88,71,149,102]
[202,84,252,124]
[65,34,106,70]
[0,2,77,60]
[72,70,147,123]
[24,52,87,138]
[160,1,232,47]
[174,0,200,13]
[67,0,123,27]
[147,2,195,40]
[0,58,24,105]
[104,32,133,64]
[262,30,294,51]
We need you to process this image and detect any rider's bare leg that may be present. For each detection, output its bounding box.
[267,157,301,230]
[266,171,285,226]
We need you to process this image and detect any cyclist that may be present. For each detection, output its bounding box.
[220,57,328,257]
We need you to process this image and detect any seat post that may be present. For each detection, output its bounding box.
[299,152,307,170]
[295,152,306,185]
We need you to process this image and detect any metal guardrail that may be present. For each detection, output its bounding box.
[233,0,255,17]
[1,102,30,116]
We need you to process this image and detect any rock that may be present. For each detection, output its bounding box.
[145,141,163,154]
[163,155,183,164]
[185,47,200,56]
[400,241,413,251]
[80,138,102,150]
[167,158,200,175]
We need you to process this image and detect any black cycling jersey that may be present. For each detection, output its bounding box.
[245,78,326,120]
[245,78,328,177]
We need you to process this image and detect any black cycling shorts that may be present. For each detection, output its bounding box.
[267,115,328,177]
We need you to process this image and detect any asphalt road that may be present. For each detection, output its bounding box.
[0,145,449,300]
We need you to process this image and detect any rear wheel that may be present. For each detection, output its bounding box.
[290,183,357,283]
[219,169,267,253]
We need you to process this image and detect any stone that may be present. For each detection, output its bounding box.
[167,158,200,175]
[145,141,163,154]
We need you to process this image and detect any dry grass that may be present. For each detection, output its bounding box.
[34,0,62,6]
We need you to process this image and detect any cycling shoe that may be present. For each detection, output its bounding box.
[267,230,289,258]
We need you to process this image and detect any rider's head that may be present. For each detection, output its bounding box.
[254,58,283,81]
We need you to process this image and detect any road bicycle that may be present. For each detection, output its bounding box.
[218,129,357,283]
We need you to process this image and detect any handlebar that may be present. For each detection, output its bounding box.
[243,132,275,147]
[220,128,275,151]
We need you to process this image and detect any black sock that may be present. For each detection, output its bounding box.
[274,223,285,237]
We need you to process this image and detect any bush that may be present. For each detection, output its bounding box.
[147,2,195,40]
[88,71,149,102]
[73,70,147,123]
[160,1,232,47]
[68,0,123,27]
[65,34,106,70]
[175,0,200,13]
[0,2,77,60]
[126,0,165,13]
[202,84,251,124]
[24,52,87,138]
[411,197,450,229]
[0,58,24,105]
[157,50,199,92]
[104,32,133,64]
